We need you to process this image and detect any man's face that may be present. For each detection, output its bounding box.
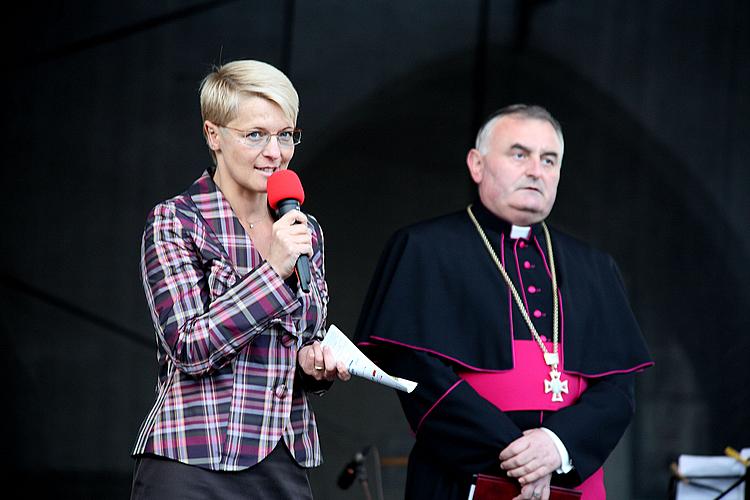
[467,115,563,225]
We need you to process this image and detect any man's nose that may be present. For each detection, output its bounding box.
[526,158,543,177]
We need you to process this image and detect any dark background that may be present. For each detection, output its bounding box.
[2,1,748,499]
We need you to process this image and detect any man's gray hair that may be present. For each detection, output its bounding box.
[475,104,564,155]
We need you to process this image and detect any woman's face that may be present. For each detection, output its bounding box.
[208,95,296,197]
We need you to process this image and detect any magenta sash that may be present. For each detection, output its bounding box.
[459,340,605,499]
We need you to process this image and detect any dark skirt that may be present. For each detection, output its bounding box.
[130,441,313,500]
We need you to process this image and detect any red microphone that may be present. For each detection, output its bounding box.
[267,169,305,209]
[267,170,311,293]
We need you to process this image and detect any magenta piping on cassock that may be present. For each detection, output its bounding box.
[532,233,567,360]
[365,336,504,372]
[416,380,463,433]
[564,361,655,378]
[361,336,653,378]
[514,238,532,315]
[500,233,519,369]
[533,234,552,277]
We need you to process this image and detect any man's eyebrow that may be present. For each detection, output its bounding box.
[509,143,531,153]
[509,143,560,158]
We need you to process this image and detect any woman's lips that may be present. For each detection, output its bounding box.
[255,166,279,176]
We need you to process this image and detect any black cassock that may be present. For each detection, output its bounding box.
[354,201,653,499]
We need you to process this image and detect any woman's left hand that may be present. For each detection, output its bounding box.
[298,341,351,382]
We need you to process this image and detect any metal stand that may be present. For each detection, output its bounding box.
[354,456,372,500]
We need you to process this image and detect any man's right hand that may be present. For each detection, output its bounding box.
[499,428,562,486]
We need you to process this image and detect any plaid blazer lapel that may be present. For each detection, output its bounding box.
[184,171,300,335]
[184,171,264,276]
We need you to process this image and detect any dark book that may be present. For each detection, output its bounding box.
[471,474,582,500]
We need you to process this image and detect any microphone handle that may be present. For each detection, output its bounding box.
[296,254,311,293]
[276,199,311,293]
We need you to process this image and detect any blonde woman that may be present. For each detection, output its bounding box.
[130,60,349,500]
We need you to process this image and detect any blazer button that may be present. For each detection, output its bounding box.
[275,384,288,399]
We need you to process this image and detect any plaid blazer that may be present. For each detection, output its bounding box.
[132,171,329,470]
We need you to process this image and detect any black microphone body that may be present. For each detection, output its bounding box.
[337,451,365,489]
[275,198,311,293]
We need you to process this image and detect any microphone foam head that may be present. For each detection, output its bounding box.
[267,169,305,209]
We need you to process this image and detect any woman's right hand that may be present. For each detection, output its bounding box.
[266,210,313,279]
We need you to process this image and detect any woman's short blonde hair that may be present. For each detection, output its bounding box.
[199,60,299,163]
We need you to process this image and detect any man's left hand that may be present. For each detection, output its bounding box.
[499,428,562,486]
[513,473,551,500]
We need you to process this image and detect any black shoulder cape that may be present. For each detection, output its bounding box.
[355,203,653,376]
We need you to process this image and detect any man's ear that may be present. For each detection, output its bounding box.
[466,148,484,183]
[204,121,221,151]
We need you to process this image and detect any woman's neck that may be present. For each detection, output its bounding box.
[213,170,272,227]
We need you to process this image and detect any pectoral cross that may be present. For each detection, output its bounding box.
[544,368,568,402]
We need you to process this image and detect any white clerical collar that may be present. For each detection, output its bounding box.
[510,225,532,240]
